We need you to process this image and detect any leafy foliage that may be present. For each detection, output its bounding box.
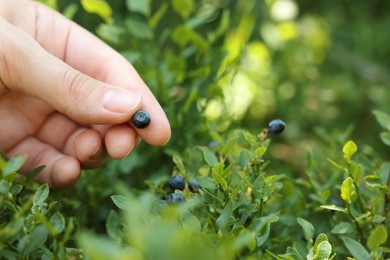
[3,0,390,259]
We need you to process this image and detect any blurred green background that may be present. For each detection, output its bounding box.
[42,0,390,186]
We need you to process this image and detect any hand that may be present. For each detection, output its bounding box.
[0,0,171,188]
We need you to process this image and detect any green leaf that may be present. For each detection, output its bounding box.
[33,184,49,206]
[0,180,10,195]
[4,155,27,176]
[126,0,150,16]
[180,210,201,232]
[320,205,345,212]
[150,2,168,29]
[343,140,357,162]
[372,110,390,130]
[367,225,388,251]
[96,24,125,45]
[313,233,329,256]
[349,162,363,183]
[172,155,186,173]
[238,149,251,169]
[172,0,193,18]
[221,135,238,156]
[234,228,256,252]
[379,162,390,184]
[255,147,267,158]
[63,3,79,19]
[197,176,217,190]
[364,175,385,190]
[0,217,24,238]
[254,214,279,247]
[342,237,370,260]
[50,211,65,235]
[297,217,314,242]
[340,177,356,204]
[111,195,132,210]
[125,17,153,40]
[331,222,353,234]
[379,132,390,146]
[204,150,219,167]
[186,9,216,29]
[216,201,234,230]
[372,215,386,224]
[18,225,50,256]
[80,0,113,24]
[37,0,58,9]
[11,184,23,196]
[212,171,228,191]
[316,241,332,260]
[26,165,45,182]
[253,175,265,202]
[79,232,142,259]
[106,210,121,240]
[327,158,344,170]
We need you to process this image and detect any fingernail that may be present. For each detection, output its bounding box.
[124,137,142,158]
[89,145,104,161]
[162,132,171,146]
[103,89,141,113]
[135,136,142,147]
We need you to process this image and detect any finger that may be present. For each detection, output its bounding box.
[36,112,79,150]
[36,113,108,168]
[3,1,171,146]
[105,124,139,159]
[0,17,142,125]
[63,128,109,168]
[0,92,52,151]
[6,136,80,189]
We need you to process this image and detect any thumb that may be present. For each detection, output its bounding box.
[0,18,141,124]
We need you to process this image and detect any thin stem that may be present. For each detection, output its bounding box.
[346,203,364,243]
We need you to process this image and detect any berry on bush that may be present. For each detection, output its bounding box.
[267,119,286,134]
[166,193,186,204]
[238,211,254,226]
[188,179,202,192]
[168,176,185,191]
[132,110,151,128]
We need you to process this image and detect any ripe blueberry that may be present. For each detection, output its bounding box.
[168,176,185,191]
[267,119,286,134]
[208,141,219,148]
[132,110,151,129]
[188,179,202,192]
[166,193,185,204]
[238,211,254,226]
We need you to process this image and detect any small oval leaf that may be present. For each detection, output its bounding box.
[204,150,219,167]
[343,140,357,162]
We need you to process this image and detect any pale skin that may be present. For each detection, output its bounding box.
[0,0,171,188]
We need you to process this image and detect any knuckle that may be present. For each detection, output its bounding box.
[62,68,93,104]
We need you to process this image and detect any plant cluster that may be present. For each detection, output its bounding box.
[1,0,390,259]
[1,112,389,259]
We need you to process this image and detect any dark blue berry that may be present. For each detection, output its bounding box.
[208,141,219,148]
[166,193,185,204]
[168,176,185,191]
[267,119,286,134]
[132,110,151,128]
[188,179,202,192]
[239,211,254,225]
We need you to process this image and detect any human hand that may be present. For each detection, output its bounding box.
[0,0,171,188]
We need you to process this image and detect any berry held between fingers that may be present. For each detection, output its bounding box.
[168,176,185,191]
[132,110,151,129]
[267,119,286,134]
